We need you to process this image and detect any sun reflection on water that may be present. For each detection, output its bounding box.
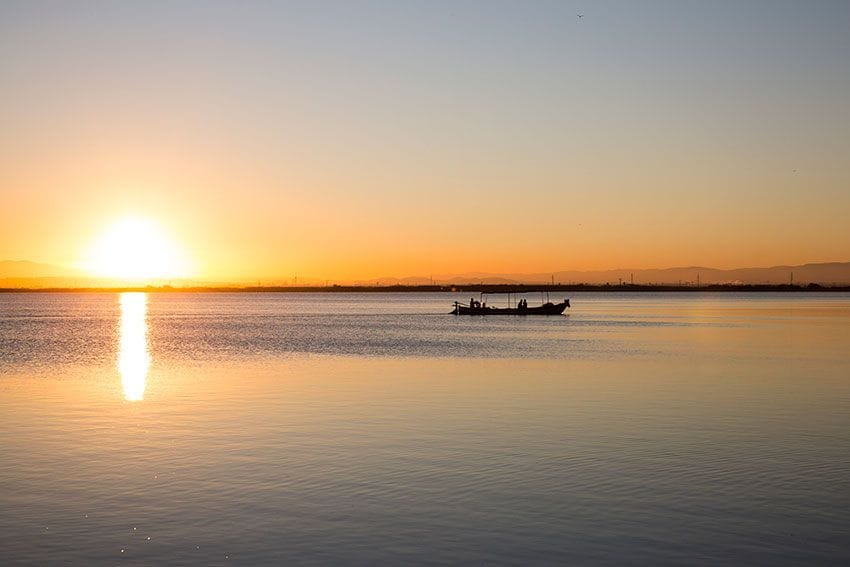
[119,292,150,401]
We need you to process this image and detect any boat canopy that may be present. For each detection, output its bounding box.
[480,290,559,295]
[476,289,568,307]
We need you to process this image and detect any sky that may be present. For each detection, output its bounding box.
[2,0,849,282]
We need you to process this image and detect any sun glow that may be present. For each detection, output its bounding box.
[84,217,190,281]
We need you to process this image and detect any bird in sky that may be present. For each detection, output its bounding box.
[577,13,584,19]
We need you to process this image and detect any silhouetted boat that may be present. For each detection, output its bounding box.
[450,291,570,315]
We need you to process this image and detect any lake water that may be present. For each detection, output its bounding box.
[1,292,849,565]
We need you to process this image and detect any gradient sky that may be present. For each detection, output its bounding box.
[2,0,849,281]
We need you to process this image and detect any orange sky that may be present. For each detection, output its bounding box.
[2,2,849,282]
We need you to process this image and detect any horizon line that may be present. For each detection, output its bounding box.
[4,258,850,285]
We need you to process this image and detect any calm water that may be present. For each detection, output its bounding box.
[1,292,849,565]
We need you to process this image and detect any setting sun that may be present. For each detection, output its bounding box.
[83,217,190,281]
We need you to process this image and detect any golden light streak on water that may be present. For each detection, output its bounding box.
[118,292,150,401]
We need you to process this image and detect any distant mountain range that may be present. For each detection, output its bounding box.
[0,260,84,287]
[4,260,850,288]
[362,262,850,286]
[0,260,80,278]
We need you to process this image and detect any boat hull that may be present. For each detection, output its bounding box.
[451,300,569,316]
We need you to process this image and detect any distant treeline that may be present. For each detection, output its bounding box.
[2,283,850,293]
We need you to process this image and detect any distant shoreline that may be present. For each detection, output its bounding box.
[2,284,849,293]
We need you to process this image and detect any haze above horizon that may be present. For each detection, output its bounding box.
[4,258,850,288]
[2,1,849,281]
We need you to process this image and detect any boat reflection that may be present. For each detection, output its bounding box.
[119,292,150,401]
